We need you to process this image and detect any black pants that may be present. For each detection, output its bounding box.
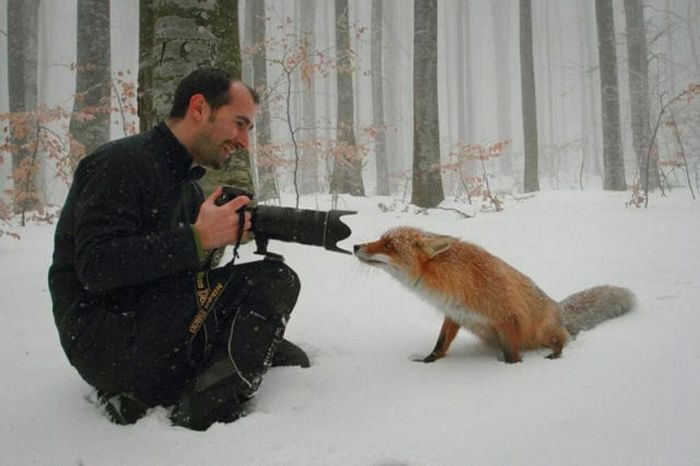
[132,259,300,406]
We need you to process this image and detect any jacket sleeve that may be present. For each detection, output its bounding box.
[72,153,201,293]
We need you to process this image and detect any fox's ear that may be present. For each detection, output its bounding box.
[422,235,456,258]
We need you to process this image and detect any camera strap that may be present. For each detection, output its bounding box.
[186,209,246,364]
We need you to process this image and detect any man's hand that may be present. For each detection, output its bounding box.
[193,186,252,250]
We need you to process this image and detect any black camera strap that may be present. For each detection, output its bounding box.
[186,209,246,364]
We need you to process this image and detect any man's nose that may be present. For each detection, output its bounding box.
[235,129,249,149]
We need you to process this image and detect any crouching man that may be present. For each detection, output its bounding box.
[48,68,308,430]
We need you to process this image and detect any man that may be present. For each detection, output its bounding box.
[48,68,308,431]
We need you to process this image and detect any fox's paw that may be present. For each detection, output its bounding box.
[413,352,441,363]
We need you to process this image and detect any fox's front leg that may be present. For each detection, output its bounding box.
[493,317,522,363]
[416,317,460,363]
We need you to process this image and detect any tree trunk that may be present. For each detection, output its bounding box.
[138,0,251,196]
[138,0,155,133]
[140,0,241,127]
[595,0,627,190]
[70,0,112,166]
[623,0,658,190]
[491,0,513,176]
[411,0,444,208]
[298,0,319,195]
[520,0,540,192]
[7,0,40,212]
[330,0,365,196]
[249,0,277,201]
[241,0,254,86]
[372,0,389,196]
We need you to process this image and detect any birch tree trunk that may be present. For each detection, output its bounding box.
[411,0,444,208]
[520,0,540,192]
[70,0,111,165]
[330,0,365,195]
[595,0,627,190]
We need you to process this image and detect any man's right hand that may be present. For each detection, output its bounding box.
[193,186,252,250]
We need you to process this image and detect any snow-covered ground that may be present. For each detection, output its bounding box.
[1,191,698,466]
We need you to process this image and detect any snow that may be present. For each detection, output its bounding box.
[1,191,699,466]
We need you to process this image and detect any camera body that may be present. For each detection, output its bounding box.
[215,186,356,256]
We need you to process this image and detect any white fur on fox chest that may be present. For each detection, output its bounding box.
[387,266,490,330]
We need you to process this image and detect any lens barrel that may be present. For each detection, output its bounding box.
[253,206,355,254]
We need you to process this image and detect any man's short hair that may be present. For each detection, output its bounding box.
[169,67,259,119]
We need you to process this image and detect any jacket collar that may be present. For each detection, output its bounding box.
[152,122,205,181]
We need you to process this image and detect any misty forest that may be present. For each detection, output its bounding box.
[1,0,698,234]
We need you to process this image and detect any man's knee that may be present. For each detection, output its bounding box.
[252,260,300,317]
[265,260,300,298]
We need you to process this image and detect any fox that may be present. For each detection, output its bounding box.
[353,226,635,363]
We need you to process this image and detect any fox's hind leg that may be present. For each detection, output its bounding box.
[545,327,568,359]
[416,317,460,363]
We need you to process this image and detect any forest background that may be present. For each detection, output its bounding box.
[1,0,699,233]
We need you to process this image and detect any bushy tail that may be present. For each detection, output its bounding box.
[559,285,635,336]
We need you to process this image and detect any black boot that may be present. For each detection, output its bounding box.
[170,375,245,431]
[272,338,310,368]
[97,391,149,425]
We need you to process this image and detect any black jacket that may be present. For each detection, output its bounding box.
[48,123,204,393]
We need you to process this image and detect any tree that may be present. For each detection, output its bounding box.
[249,0,277,200]
[330,0,365,196]
[595,0,627,190]
[411,0,444,208]
[371,0,389,196]
[138,0,252,195]
[519,0,540,192]
[69,0,112,166]
[623,0,658,190]
[298,0,319,195]
[6,0,40,212]
[491,0,514,176]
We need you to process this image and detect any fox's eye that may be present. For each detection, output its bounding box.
[384,241,394,251]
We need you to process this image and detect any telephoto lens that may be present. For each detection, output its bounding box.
[215,187,356,254]
[253,206,356,254]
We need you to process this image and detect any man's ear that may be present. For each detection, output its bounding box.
[188,94,208,122]
[422,234,456,258]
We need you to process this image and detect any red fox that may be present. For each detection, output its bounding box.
[354,226,635,363]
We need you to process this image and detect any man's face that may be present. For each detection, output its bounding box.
[191,82,256,169]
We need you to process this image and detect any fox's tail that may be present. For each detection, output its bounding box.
[559,285,635,336]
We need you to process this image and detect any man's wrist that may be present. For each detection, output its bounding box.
[190,225,206,262]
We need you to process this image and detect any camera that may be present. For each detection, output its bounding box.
[215,187,356,256]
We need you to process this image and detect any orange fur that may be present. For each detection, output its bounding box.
[354,227,569,363]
